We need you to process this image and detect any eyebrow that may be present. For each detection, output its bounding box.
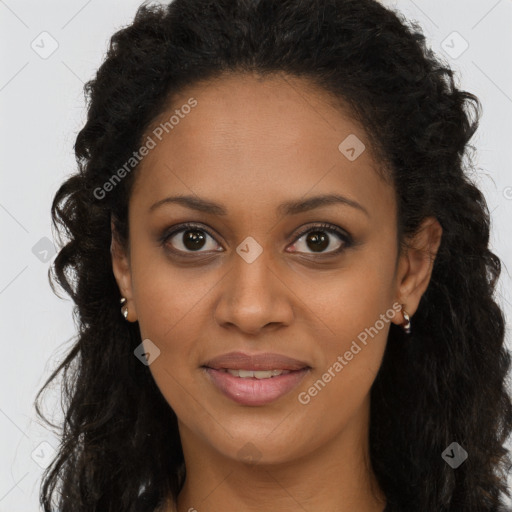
[149,193,369,217]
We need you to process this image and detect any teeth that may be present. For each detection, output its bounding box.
[223,369,292,379]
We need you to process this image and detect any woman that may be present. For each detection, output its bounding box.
[35,0,512,511]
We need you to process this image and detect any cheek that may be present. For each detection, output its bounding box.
[130,261,207,414]
[312,273,391,387]
[300,250,396,347]
[130,243,213,342]
[297,275,392,427]
[301,244,397,400]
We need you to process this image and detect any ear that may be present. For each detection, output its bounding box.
[392,216,443,325]
[110,216,137,322]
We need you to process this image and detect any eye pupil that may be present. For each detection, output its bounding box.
[307,231,329,252]
[183,229,206,251]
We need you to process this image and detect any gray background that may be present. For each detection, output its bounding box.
[1,0,511,510]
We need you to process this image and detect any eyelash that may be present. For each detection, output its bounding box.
[159,222,353,257]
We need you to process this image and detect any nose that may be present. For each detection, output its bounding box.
[213,246,295,336]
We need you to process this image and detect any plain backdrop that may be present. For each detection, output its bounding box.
[1,0,511,510]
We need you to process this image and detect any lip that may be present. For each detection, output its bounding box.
[203,366,311,406]
[202,351,310,371]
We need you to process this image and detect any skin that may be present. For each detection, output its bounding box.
[111,72,442,512]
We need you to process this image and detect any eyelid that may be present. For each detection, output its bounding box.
[159,222,217,242]
[292,222,351,243]
[160,221,352,255]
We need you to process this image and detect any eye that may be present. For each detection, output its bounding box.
[161,223,222,254]
[287,222,352,255]
[160,222,352,256]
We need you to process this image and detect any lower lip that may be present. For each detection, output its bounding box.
[203,367,310,406]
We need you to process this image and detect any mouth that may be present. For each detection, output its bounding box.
[202,367,308,379]
[202,351,311,373]
[201,367,311,406]
[200,351,311,405]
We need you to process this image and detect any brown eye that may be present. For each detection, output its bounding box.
[303,231,330,252]
[288,223,351,255]
[162,224,223,254]
[180,229,207,251]
[160,222,352,257]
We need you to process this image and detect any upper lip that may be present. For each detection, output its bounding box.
[202,351,310,371]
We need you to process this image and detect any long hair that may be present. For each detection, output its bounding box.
[36,0,512,510]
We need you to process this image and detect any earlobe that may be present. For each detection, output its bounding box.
[110,217,137,322]
[393,216,443,322]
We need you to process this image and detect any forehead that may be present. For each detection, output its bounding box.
[130,72,394,220]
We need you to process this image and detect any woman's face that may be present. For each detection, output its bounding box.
[112,72,434,466]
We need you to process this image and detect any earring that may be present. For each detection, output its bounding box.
[120,297,128,320]
[401,304,411,334]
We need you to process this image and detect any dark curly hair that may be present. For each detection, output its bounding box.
[35,0,512,511]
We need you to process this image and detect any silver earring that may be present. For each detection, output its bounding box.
[401,304,411,334]
[120,297,128,320]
